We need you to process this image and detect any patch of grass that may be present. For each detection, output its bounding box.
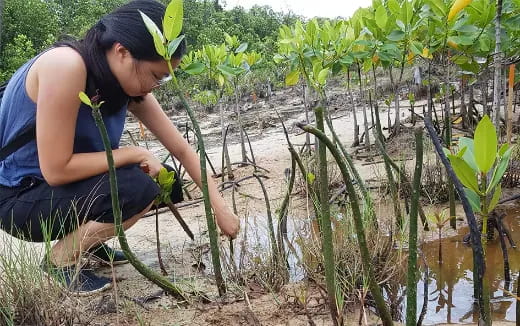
[0,233,84,326]
[297,209,405,313]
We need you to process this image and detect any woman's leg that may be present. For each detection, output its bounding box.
[49,201,154,267]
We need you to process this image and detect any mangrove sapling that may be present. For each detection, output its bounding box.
[347,70,360,147]
[423,116,489,326]
[154,167,177,276]
[277,155,296,259]
[494,211,511,289]
[426,208,450,264]
[297,122,393,326]
[140,1,226,295]
[80,92,186,299]
[446,115,514,325]
[221,124,233,182]
[493,0,504,130]
[278,115,319,265]
[222,120,233,180]
[323,109,376,228]
[302,84,312,151]
[243,128,257,171]
[171,75,227,295]
[373,104,429,230]
[405,128,423,326]
[443,71,457,230]
[155,207,168,276]
[357,64,371,149]
[314,106,340,326]
[252,173,288,286]
[372,104,403,229]
[506,64,515,144]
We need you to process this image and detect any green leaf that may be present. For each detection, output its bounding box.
[317,68,329,85]
[498,143,509,157]
[163,0,183,41]
[474,115,497,173]
[428,0,447,16]
[450,35,475,46]
[488,147,512,192]
[457,146,467,158]
[488,184,502,211]
[235,42,248,53]
[158,167,174,186]
[339,55,354,65]
[224,32,234,46]
[140,11,166,57]
[167,35,185,58]
[453,24,479,33]
[448,154,480,192]
[217,64,244,77]
[464,187,481,213]
[458,137,478,172]
[273,54,285,64]
[307,172,316,184]
[375,5,388,30]
[78,92,92,107]
[183,62,206,75]
[410,41,424,55]
[285,70,300,86]
[388,0,401,16]
[387,30,405,41]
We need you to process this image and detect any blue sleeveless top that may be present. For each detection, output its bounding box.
[0,52,127,186]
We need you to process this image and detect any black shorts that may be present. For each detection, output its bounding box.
[0,164,183,242]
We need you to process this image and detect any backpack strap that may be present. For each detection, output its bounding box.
[0,123,36,161]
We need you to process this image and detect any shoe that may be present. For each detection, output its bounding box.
[41,261,112,296]
[88,243,129,265]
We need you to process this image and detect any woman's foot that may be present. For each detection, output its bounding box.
[41,261,112,296]
[87,243,129,265]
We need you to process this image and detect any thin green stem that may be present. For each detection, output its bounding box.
[315,106,339,326]
[406,128,423,326]
[91,106,186,299]
[169,61,226,296]
[298,122,393,326]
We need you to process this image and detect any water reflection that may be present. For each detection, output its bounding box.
[405,208,520,324]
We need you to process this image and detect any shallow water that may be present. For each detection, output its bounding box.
[401,207,520,324]
[221,206,520,324]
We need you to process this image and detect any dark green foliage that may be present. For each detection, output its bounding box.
[0,0,296,83]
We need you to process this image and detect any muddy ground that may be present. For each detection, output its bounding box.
[1,78,519,325]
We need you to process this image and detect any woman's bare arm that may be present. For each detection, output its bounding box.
[33,48,151,186]
[129,93,239,238]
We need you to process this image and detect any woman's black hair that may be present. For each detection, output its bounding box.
[56,0,186,114]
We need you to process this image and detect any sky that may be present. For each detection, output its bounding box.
[223,0,372,19]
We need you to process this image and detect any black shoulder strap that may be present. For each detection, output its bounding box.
[0,80,36,161]
[0,124,36,161]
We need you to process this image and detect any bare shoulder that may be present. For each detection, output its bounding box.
[36,47,87,79]
[27,47,88,102]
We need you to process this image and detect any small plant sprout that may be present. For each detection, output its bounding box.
[155,167,175,205]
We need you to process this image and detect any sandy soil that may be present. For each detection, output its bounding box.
[1,79,517,325]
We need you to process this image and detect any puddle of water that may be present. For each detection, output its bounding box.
[399,207,520,324]
[224,213,310,281]
[217,207,520,324]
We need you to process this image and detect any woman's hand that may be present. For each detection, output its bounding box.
[137,148,163,178]
[214,205,240,239]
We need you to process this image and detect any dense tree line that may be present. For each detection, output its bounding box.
[0,0,298,82]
